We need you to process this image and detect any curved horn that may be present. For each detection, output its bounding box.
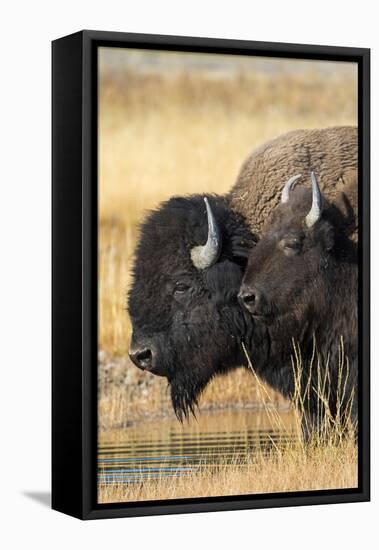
[305,171,323,228]
[281,174,302,203]
[190,197,222,270]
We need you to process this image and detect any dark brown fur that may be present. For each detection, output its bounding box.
[240,184,358,438]
[128,127,358,424]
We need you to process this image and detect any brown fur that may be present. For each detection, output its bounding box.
[129,126,358,422]
[240,185,358,438]
[228,126,358,240]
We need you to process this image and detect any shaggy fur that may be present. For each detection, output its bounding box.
[128,127,358,422]
[240,185,358,437]
[128,195,255,420]
[229,126,358,240]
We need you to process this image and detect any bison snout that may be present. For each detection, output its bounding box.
[129,345,154,371]
[238,286,263,315]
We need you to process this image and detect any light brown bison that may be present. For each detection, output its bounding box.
[229,126,357,238]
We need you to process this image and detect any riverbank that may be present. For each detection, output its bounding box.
[98,352,289,430]
[98,437,357,503]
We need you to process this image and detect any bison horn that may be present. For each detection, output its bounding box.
[190,197,222,270]
[306,171,323,228]
[281,174,302,203]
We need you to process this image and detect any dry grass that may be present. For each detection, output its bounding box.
[98,438,357,503]
[98,354,288,430]
[98,340,358,503]
[98,61,358,504]
[98,337,357,504]
[99,68,357,358]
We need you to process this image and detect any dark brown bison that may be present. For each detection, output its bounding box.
[128,195,255,419]
[128,127,358,422]
[239,172,358,437]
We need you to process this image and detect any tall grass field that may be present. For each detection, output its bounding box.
[98,49,358,501]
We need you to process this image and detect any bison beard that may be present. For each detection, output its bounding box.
[168,331,217,420]
[128,195,255,421]
[168,307,250,421]
[169,354,215,421]
[162,267,252,421]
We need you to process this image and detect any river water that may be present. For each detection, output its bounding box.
[98,408,298,486]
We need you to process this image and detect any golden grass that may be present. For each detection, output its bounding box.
[99,68,357,356]
[98,65,358,504]
[98,64,357,425]
[98,438,357,503]
[98,337,357,504]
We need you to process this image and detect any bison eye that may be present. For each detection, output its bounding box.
[174,282,191,294]
[279,238,301,256]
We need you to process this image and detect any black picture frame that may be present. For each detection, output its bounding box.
[52,30,370,520]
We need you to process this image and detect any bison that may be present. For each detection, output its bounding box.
[128,127,358,421]
[128,194,255,419]
[239,172,358,437]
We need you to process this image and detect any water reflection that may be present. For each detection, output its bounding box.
[98,408,297,485]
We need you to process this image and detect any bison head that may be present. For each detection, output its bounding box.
[128,195,255,420]
[239,172,335,325]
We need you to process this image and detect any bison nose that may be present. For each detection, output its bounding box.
[238,286,262,314]
[129,346,153,371]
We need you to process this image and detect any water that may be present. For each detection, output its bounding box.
[98,409,297,486]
